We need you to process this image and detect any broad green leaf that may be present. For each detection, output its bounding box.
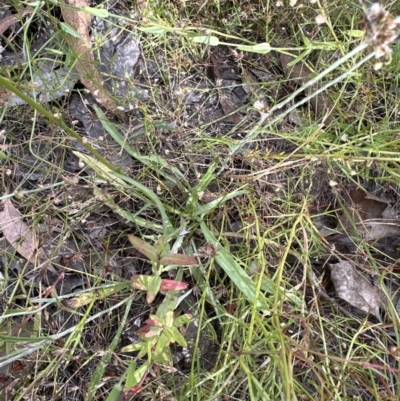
[191,35,219,46]
[174,313,193,327]
[344,30,364,38]
[131,275,162,303]
[59,22,83,40]
[200,222,270,313]
[82,7,109,18]
[162,326,176,343]
[155,236,167,254]
[146,276,162,304]
[142,325,163,338]
[125,361,149,390]
[152,350,172,365]
[154,332,170,355]
[156,291,179,318]
[121,343,144,353]
[169,327,187,347]
[165,310,174,327]
[128,235,158,263]
[159,253,197,267]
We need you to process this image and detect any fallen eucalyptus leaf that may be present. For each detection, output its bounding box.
[0,199,56,273]
[0,199,37,261]
[330,261,382,321]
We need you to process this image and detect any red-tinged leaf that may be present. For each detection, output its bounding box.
[135,325,151,335]
[159,253,197,267]
[142,326,162,338]
[225,303,237,313]
[160,279,188,292]
[126,385,143,395]
[144,317,160,327]
[128,234,158,263]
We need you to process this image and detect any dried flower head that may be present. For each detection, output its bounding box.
[364,3,400,58]
[197,243,219,258]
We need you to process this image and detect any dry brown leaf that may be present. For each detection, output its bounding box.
[359,219,400,241]
[326,188,400,242]
[338,188,388,230]
[330,260,382,321]
[0,199,56,273]
[0,199,38,261]
[59,0,120,113]
[0,6,33,36]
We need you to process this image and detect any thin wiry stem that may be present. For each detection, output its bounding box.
[218,41,371,174]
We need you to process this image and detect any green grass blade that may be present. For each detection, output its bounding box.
[200,222,269,312]
[94,105,188,188]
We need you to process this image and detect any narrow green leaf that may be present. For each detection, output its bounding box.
[125,360,137,390]
[146,276,162,304]
[191,35,220,46]
[200,222,270,313]
[0,151,11,160]
[59,22,83,40]
[82,7,109,18]
[159,253,197,267]
[105,383,122,401]
[186,158,218,214]
[121,343,144,353]
[252,43,272,52]
[169,326,187,347]
[128,235,158,263]
[194,189,247,218]
[237,42,271,54]
[74,151,173,236]
[125,361,149,390]
[138,25,167,34]
[93,187,163,232]
[154,332,170,356]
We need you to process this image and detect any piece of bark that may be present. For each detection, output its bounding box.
[59,0,121,114]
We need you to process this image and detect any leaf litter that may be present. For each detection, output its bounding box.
[0,199,56,273]
[329,260,383,321]
[2,1,400,399]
